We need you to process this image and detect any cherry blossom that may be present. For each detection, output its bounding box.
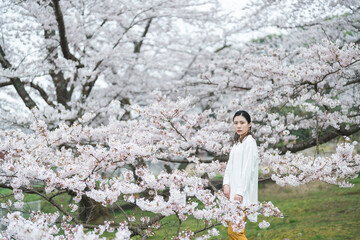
[0,0,359,238]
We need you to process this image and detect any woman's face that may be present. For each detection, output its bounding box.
[233,115,251,136]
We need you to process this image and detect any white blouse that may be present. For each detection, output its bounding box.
[223,135,258,222]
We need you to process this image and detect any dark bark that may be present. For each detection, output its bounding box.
[30,82,56,107]
[0,45,11,69]
[80,75,99,101]
[214,43,232,53]
[157,157,228,164]
[278,124,360,154]
[44,29,73,109]
[79,195,111,224]
[51,0,78,62]
[0,45,38,109]
[50,70,72,108]
[78,17,152,110]
[10,77,38,109]
[0,81,12,88]
[344,77,360,86]
[133,18,152,53]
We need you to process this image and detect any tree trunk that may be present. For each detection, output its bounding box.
[79,195,111,224]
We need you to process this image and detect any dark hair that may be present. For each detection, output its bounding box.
[233,110,255,144]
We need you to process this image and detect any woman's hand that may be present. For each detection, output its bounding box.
[234,194,243,203]
[223,184,230,199]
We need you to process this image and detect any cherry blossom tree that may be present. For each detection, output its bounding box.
[0,92,358,238]
[0,96,285,239]
[0,0,360,239]
[0,0,231,127]
[182,0,360,188]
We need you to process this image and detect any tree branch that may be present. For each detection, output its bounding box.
[10,77,38,109]
[0,81,12,88]
[193,222,222,235]
[175,213,182,237]
[29,82,56,107]
[0,44,38,109]
[0,45,11,69]
[134,18,153,53]
[179,52,200,80]
[156,157,227,164]
[344,77,360,86]
[214,43,231,53]
[274,22,321,30]
[0,183,81,224]
[115,203,145,237]
[51,0,78,62]
[49,190,68,200]
[44,29,72,109]
[278,124,360,154]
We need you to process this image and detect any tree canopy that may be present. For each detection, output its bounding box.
[0,0,359,239]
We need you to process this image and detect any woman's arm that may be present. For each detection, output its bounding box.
[223,150,233,186]
[234,139,258,197]
[223,150,233,199]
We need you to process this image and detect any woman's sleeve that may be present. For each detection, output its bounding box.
[223,149,233,185]
[234,139,258,196]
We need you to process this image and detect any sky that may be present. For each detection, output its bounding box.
[220,0,250,11]
[219,0,284,44]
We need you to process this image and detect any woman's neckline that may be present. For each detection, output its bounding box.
[236,135,251,145]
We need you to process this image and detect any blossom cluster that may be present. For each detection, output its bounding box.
[1,90,359,238]
[264,140,360,188]
[0,211,131,240]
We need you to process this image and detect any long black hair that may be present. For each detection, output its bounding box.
[233,110,255,144]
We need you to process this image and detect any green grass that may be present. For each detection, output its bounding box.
[1,176,359,239]
[128,175,360,239]
[217,176,360,240]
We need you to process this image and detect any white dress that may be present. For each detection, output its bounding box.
[223,135,258,222]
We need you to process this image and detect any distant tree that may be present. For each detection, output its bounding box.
[0,0,230,127]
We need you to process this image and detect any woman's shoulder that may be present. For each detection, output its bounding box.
[244,135,257,145]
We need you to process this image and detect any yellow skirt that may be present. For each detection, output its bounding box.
[228,215,247,240]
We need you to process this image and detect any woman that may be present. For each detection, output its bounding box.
[223,110,258,240]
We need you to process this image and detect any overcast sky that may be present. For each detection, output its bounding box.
[220,0,250,10]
